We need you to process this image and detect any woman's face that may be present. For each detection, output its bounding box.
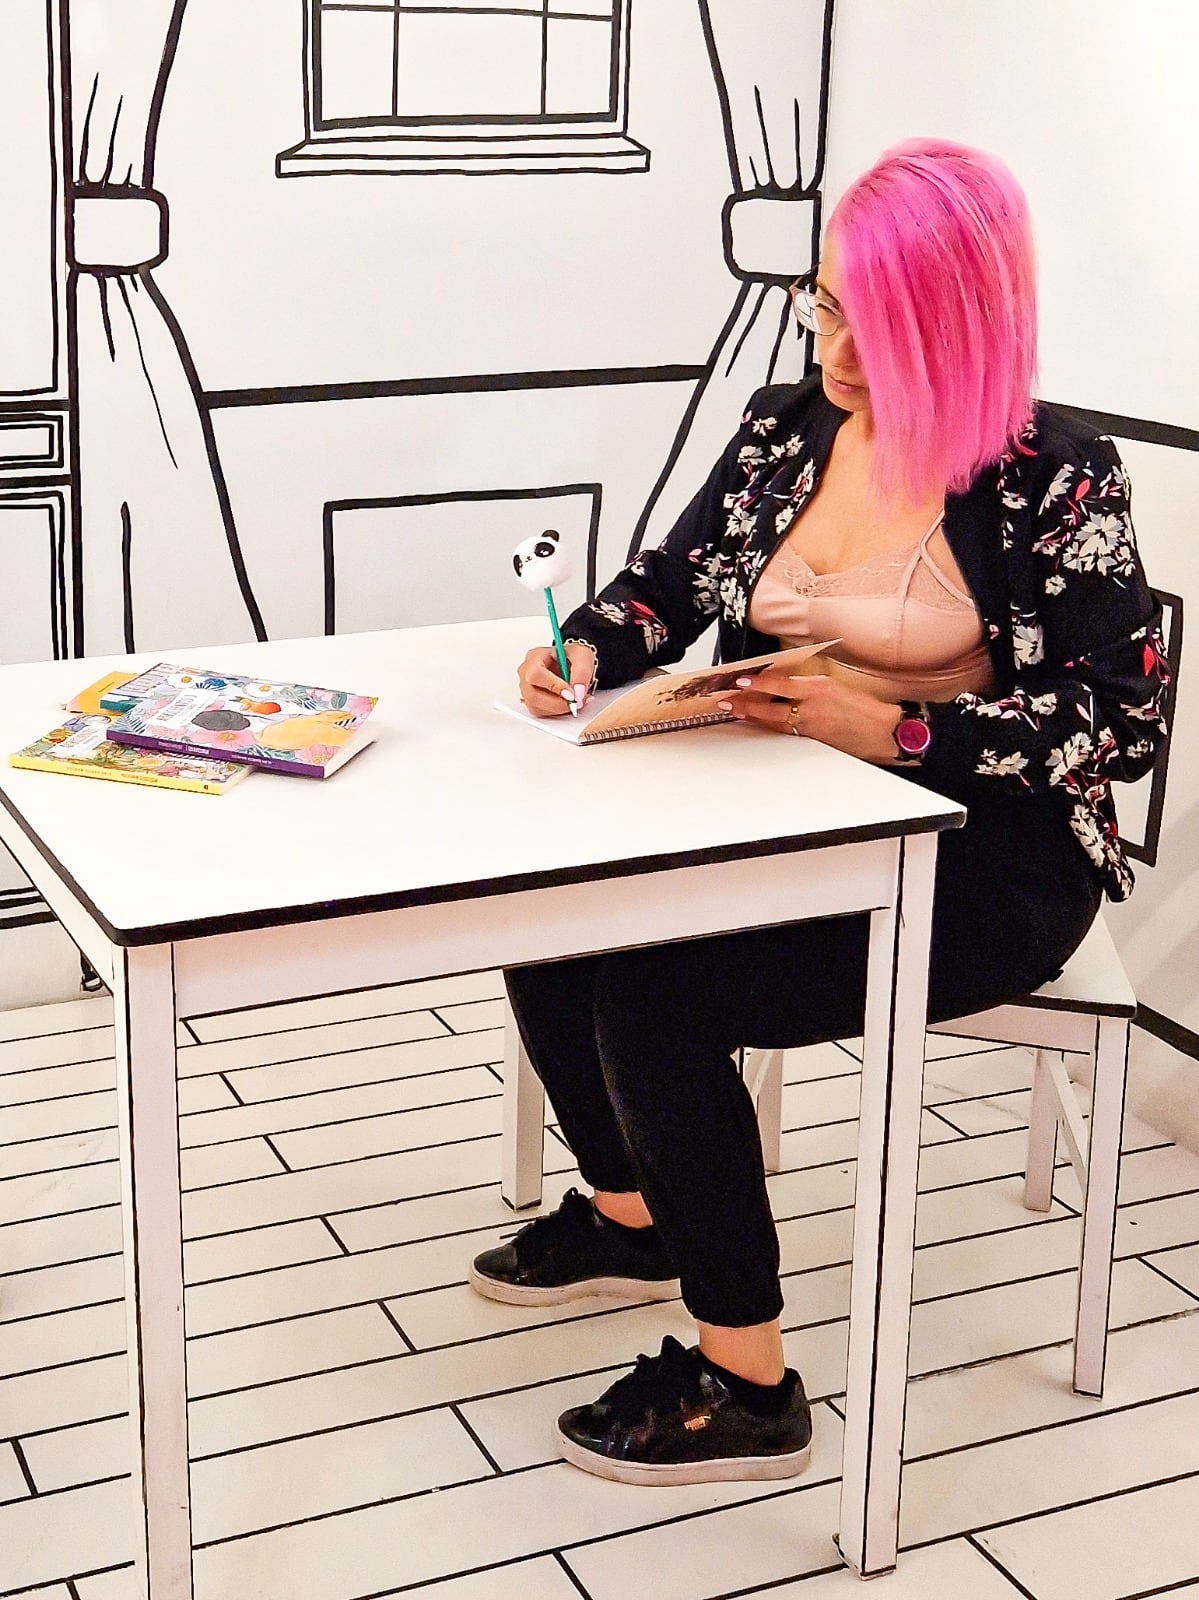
[814,234,871,418]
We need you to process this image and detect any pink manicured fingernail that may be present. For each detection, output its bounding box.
[735,677,753,688]
[717,700,733,711]
[574,685,590,707]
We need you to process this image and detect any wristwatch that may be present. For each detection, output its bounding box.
[893,700,931,763]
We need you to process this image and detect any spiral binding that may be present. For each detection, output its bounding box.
[581,710,735,745]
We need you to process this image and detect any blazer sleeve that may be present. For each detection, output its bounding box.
[558,402,763,689]
[919,434,1170,798]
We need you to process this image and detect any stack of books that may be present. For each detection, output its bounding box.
[8,665,378,797]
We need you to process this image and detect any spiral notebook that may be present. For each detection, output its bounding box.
[496,641,837,745]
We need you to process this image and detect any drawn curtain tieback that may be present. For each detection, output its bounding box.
[68,0,264,656]
[72,188,168,272]
[628,0,834,560]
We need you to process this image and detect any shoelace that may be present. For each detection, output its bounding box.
[503,1186,593,1255]
[603,1336,706,1424]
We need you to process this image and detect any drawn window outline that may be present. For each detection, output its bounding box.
[278,0,649,177]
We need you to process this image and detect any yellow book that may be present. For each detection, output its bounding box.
[64,671,138,717]
[9,715,250,795]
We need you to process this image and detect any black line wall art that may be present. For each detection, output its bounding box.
[625,0,833,560]
[322,484,603,635]
[278,0,649,176]
[63,0,265,658]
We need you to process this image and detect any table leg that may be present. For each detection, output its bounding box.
[837,832,938,1577]
[113,944,193,1600]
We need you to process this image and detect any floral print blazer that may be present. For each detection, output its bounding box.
[561,375,1170,901]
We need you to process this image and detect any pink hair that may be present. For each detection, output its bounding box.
[826,138,1037,501]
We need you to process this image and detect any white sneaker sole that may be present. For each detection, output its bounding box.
[555,1426,813,1485]
[468,1265,680,1307]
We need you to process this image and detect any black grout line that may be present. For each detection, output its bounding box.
[191,1461,539,1552]
[923,1104,971,1138]
[708,1561,849,1599]
[903,1307,1199,1391]
[2,1146,1189,1300]
[263,1135,292,1174]
[321,1216,351,1256]
[66,1580,84,1600]
[192,1054,503,1112]
[905,1466,1199,1550]
[967,1534,1039,1599]
[450,1402,503,1475]
[378,1300,416,1353]
[183,976,504,1029]
[9,1437,38,1497]
[1137,1255,1199,1304]
[0,1292,123,1326]
[552,1551,596,1600]
[177,1087,503,1155]
[1117,1573,1199,1600]
[14,1410,126,1446]
[904,1381,1199,1465]
[219,1072,245,1107]
[178,1019,474,1077]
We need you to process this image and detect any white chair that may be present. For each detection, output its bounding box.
[501,915,1135,1398]
[500,590,1180,1401]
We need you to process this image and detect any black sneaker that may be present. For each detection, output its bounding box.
[469,1188,679,1306]
[555,1335,812,1485]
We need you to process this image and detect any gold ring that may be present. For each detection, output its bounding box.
[787,702,801,736]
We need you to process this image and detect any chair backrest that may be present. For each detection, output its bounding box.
[1121,585,1183,869]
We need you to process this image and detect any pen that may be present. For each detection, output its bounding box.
[544,588,579,716]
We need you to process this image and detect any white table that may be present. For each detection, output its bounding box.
[0,618,963,1596]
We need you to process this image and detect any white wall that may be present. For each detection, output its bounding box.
[153,0,737,391]
[824,0,1199,1136]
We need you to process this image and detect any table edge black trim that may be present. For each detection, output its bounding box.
[0,789,963,948]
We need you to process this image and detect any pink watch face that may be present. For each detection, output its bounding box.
[896,717,931,757]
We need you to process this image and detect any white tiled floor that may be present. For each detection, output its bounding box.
[2,979,1198,1599]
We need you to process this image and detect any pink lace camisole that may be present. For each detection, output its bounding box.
[748,512,996,703]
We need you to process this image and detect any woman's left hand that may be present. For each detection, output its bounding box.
[720,669,902,764]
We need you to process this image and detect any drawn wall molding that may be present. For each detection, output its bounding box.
[65,0,265,655]
[627,0,834,560]
[323,483,602,634]
[278,0,649,177]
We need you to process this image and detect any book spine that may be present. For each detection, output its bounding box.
[580,711,734,745]
[107,728,318,778]
[9,756,224,794]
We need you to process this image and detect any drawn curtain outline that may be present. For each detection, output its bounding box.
[66,0,264,655]
[277,0,649,175]
[627,0,834,561]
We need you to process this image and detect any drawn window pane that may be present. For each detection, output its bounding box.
[317,8,396,124]
[544,17,613,117]
[395,14,544,120]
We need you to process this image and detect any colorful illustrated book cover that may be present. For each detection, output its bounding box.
[98,661,209,715]
[105,666,378,779]
[9,715,251,794]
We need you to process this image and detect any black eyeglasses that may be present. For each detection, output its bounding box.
[787,278,848,338]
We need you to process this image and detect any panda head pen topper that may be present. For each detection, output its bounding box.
[512,529,583,715]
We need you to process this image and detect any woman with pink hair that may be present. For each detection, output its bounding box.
[472,140,1170,1485]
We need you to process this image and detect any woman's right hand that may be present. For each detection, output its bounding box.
[517,643,596,718]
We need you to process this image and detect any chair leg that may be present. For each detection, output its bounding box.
[501,1000,545,1211]
[1024,1048,1060,1213]
[1073,1016,1129,1397]
[744,1047,784,1174]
